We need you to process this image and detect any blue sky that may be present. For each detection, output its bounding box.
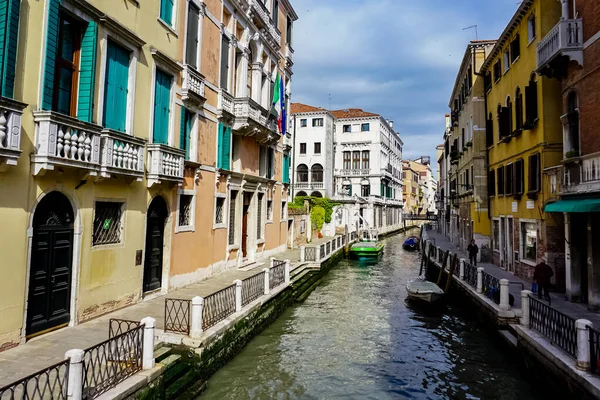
[291,0,521,168]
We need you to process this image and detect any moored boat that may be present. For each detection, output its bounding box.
[406,279,444,303]
[403,235,420,251]
[348,229,385,259]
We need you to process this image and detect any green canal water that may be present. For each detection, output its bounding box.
[199,233,546,399]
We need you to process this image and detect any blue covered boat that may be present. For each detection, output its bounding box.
[403,236,420,251]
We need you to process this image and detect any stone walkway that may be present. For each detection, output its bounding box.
[426,230,600,327]
[0,239,334,387]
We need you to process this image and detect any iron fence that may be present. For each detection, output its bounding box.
[481,271,500,304]
[242,271,265,307]
[202,284,236,330]
[337,237,341,247]
[82,323,144,399]
[109,319,141,339]
[270,260,286,290]
[529,295,577,358]
[305,247,317,262]
[326,241,331,254]
[164,298,191,334]
[0,360,69,400]
[589,326,600,375]
[342,235,346,245]
[320,244,325,260]
[464,261,477,288]
[452,257,460,277]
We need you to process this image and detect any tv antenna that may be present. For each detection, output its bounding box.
[463,25,478,40]
[328,94,332,109]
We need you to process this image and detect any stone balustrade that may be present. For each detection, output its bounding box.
[181,65,206,104]
[0,97,26,168]
[146,143,185,187]
[100,129,146,180]
[218,89,234,116]
[537,18,583,71]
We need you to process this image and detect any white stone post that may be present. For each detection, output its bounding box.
[269,257,274,269]
[65,349,85,400]
[576,319,593,370]
[263,268,270,295]
[284,259,291,284]
[499,279,510,311]
[300,245,305,262]
[190,297,203,340]
[141,317,156,369]
[476,267,484,294]
[234,279,242,312]
[459,259,465,280]
[521,290,532,327]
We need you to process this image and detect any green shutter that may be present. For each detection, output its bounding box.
[222,126,231,170]
[282,154,289,184]
[0,0,21,98]
[77,21,97,122]
[103,40,129,131]
[217,123,223,168]
[348,184,352,196]
[180,106,191,159]
[160,0,174,26]
[42,0,61,110]
[153,70,171,144]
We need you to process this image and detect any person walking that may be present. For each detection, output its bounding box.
[467,239,479,266]
[533,257,554,301]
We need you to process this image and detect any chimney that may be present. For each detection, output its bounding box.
[445,114,451,129]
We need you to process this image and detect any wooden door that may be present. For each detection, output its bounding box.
[242,205,249,257]
[144,197,168,292]
[27,192,74,337]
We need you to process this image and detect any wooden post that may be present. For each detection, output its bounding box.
[437,250,449,286]
[445,254,457,292]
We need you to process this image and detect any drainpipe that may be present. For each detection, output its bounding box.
[291,115,296,199]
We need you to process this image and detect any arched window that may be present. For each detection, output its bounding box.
[310,191,323,198]
[311,164,323,183]
[497,104,503,139]
[506,96,513,134]
[525,72,538,127]
[247,47,253,98]
[296,191,307,197]
[486,112,494,146]
[515,87,523,131]
[297,164,308,182]
[567,91,579,155]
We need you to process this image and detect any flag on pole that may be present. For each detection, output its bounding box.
[271,72,286,135]
[280,75,286,136]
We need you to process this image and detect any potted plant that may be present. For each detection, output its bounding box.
[466,141,473,148]
[565,150,579,159]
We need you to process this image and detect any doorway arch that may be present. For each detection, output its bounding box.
[144,196,168,293]
[27,191,75,336]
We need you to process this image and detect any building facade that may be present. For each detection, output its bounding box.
[539,0,600,308]
[481,0,565,284]
[0,0,296,349]
[289,103,335,198]
[447,41,495,254]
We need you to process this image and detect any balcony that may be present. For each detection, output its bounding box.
[217,89,234,116]
[99,129,146,181]
[537,19,583,77]
[285,44,294,68]
[32,111,102,176]
[146,143,185,187]
[232,97,279,145]
[295,182,323,190]
[0,97,26,169]
[249,0,281,49]
[340,169,370,176]
[562,153,600,195]
[181,65,206,106]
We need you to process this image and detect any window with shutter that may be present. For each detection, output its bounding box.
[528,153,540,193]
[153,69,172,144]
[497,167,505,196]
[103,40,130,132]
[500,107,510,138]
[525,80,538,128]
[515,88,523,131]
[179,107,192,160]
[220,35,229,91]
[185,3,200,68]
[0,0,21,98]
[510,35,520,62]
[515,159,524,195]
[77,21,97,123]
[505,164,513,195]
[486,114,494,147]
[488,170,496,196]
[160,0,174,26]
[506,98,513,134]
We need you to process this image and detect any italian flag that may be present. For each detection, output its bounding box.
[272,72,286,135]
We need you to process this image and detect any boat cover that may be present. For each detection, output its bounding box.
[406,281,444,294]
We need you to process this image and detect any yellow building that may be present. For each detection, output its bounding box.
[447,40,495,255]
[402,160,421,214]
[480,0,564,284]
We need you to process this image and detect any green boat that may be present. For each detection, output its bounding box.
[349,229,385,259]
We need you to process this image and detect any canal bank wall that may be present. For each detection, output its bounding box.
[103,227,418,399]
[422,234,600,400]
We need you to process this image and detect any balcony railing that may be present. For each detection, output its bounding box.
[295,181,323,190]
[340,169,370,176]
[285,44,294,67]
[232,97,279,144]
[181,65,206,104]
[217,89,234,116]
[250,0,281,47]
[0,97,26,168]
[563,153,600,194]
[99,129,146,180]
[32,111,102,176]
[537,18,583,71]
[146,143,185,187]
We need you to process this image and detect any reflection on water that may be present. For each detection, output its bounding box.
[200,233,543,400]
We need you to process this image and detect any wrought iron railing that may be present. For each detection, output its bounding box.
[0,360,70,400]
[82,323,144,399]
[589,326,600,375]
[320,244,325,260]
[305,246,317,262]
[202,284,236,330]
[464,262,477,288]
[109,319,141,339]
[481,271,500,304]
[164,299,191,334]
[242,272,265,307]
[326,241,331,254]
[529,295,577,358]
[270,260,286,290]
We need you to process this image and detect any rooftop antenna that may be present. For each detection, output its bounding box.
[463,25,478,40]
[328,94,332,109]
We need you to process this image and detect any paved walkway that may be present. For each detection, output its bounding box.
[0,238,335,387]
[426,231,600,327]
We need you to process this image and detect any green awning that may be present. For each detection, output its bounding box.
[544,199,600,213]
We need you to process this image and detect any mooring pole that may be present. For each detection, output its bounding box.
[445,254,457,292]
[437,250,449,286]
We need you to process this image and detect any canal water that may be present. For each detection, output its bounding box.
[200,233,542,399]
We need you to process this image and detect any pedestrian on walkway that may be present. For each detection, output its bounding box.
[467,239,478,266]
[534,257,553,301]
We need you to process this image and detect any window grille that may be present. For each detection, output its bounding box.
[215,197,225,224]
[229,191,237,245]
[93,202,123,246]
[178,195,193,227]
[257,194,263,239]
[267,200,273,220]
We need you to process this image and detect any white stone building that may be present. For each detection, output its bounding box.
[289,103,335,198]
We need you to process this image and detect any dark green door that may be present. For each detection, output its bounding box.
[144,197,168,292]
